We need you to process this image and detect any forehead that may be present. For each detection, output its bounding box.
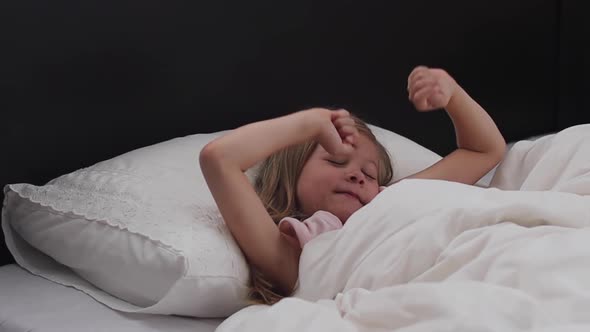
[314,134,380,161]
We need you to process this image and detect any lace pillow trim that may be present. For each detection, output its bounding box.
[7,183,226,256]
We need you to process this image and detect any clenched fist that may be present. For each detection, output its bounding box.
[407,66,458,111]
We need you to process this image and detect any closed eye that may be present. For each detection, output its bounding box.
[327,159,346,166]
[363,171,377,180]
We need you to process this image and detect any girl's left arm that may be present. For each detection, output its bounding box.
[405,66,507,185]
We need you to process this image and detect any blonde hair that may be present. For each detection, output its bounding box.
[249,114,393,305]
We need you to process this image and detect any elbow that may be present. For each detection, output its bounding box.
[489,139,507,167]
[199,140,225,172]
[200,137,251,174]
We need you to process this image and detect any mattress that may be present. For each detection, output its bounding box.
[0,264,224,332]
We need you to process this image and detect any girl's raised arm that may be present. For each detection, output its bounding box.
[405,66,506,185]
[199,108,355,293]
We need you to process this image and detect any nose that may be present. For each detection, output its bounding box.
[347,169,365,184]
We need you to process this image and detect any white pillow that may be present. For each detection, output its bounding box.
[368,125,441,182]
[1,125,440,318]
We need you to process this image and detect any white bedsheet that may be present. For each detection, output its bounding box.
[217,124,590,332]
[0,264,224,332]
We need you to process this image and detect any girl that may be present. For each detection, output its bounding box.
[199,66,506,304]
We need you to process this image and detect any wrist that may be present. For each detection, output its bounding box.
[300,108,330,137]
[294,108,324,142]
[446,84,467,113]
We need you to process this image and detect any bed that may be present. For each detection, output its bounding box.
[1,0,589,331]
[0,265,223,332]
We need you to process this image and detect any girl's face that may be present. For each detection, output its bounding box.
[296,134,381,223]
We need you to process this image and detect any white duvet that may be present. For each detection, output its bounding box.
[217,124,590,332]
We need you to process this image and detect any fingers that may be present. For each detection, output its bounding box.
[411,87,434,111]
[332,115,354,127]
[407,65,451,111]
[408,70,437,110]
[336,123,357,137]
[323,121,355,156]
[412,87,448,111]
[333,116,358,145]
[318,108,359,151]
[408,77,436,101]
[407,66,434,99]
[330,108,350,121]
[408,66,429,82]
[407,66,429,89]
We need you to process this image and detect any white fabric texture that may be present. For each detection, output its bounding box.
[1,124,440,318]
[368,125,441,182]
[3,131,251,318]
[217,124,590,332]
[0,264,223,332]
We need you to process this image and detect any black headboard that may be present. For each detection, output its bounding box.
[1,0,588,266]
[558,0,590,129]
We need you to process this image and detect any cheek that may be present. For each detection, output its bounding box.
[366,185,380,202]
[296,180,320,216]
[295,177,306,202]
[296,167,333,211]
[296,169,315,209]
[299,163,333,186]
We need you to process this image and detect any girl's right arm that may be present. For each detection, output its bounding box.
[199,108,356,294]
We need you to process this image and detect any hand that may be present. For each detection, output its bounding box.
[407,66,458,111]
[307,108,358,156]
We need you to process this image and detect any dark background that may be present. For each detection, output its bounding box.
[1,0,589,266]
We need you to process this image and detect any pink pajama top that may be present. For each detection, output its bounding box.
[278,210,343,248]
[277,186,388,248]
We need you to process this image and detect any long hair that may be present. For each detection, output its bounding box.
[249,114,393,305]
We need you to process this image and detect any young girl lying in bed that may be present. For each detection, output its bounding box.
[199,66,506,305]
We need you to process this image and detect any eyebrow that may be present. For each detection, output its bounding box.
[366,160,378,167]
[365,160,378,172]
